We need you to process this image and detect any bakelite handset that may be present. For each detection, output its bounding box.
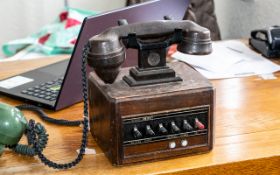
[87,20,212,84]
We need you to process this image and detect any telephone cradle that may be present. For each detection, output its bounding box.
[87,19,215,165]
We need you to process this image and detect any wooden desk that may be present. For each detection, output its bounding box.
[0,55,279,175]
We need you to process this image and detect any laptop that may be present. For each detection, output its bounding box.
[0,0,190,110]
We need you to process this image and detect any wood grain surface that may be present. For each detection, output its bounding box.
[0,55,280,175]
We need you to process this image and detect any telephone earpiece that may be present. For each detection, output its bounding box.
[177,29,212,55]
[87,20,212,85]
[87,36,126,84]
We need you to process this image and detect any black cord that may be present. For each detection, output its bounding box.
[35,42,91,169]
[16,104,83,126]
[13,42,91,169]
[12,120,49,156]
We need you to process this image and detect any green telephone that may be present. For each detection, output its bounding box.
[0,41,89,169]
[0,103,27,155]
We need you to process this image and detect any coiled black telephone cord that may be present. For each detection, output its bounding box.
[10,43,91,169]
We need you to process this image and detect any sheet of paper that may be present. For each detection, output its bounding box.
[172,41,244,73]
[172,40,280,79]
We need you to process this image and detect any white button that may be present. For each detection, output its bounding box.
[169,141,176,149]
[181,139,188,147]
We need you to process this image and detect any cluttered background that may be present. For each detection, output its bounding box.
[0,0,280,59]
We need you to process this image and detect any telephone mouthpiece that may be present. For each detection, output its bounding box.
[94,66,121,84]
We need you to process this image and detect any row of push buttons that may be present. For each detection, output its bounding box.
[132,118,205,139]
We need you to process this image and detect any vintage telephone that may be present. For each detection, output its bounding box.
[249,26,280,58]
[0,19,215,168]
[87,20,215,165]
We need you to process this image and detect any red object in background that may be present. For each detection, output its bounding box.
[65,18,81,29]
[59,11,68,22]
[38,34,51,44]
[59,10,83,29]
[70,38,77,45]
[167,44,178,57]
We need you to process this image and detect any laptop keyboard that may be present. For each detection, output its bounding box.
[21,77,63,101]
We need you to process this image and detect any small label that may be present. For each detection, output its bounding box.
[0,76,33,89]
[77,148,96,155]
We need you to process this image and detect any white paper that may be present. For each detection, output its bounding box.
[173,41,244,73]
[172,40,280,79]
[259,74,277,80]
[0,76,33,89]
